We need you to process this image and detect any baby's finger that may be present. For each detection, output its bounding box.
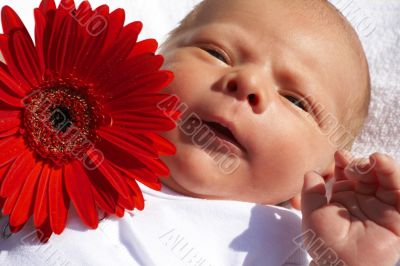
[334,150,352,181]
[369,153,400,209]
[301,171,327,218]
[343,157,377,184]
[370,153,400,190]
[332,180,355,193]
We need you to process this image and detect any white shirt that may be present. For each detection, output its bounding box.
[0,183,308,266]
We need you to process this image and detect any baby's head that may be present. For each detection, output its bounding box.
[158,0,370,205]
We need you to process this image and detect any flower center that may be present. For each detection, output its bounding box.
[21,79,106,165]
[50,106,72,132]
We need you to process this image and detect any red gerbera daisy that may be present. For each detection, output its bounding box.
[0,0,179,242]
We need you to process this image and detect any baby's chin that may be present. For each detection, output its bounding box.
[160,158,228,199]
[160,169,296,205]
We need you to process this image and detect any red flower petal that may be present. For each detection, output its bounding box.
[140,157,170,177]
[55,13,74,76]
[0,148,36,199]
[9,222,25,233]
[39,0,56,15]
[97,54,164,94]
[57,1,102,77]
[45,3,69,73]
[112,110,176,132]
[86,151,130,199]
[73,5,109,77]
[127,178,144,210]
[53,0,77,77]
[0,160,11,187]
[58,14,82,78]
[100,131,169,177]
[0,136,25,167]
[87,166,118,214]
[94,138,164,190]
[34,9,46,78]
[100,8,125,54]
[0,110,20,133]
[115,205,124,217]
[117,189,135,211]
[0,61,8,73]
[112,162,161,191]
[37,6,56,75]
[74,1,93,26]
[0,127,19,138]
[36,218,52,243]
[125,54,164,76]
[147,133,177,156]
[131,170,161,191]
[0,196,5,210]
[49,166,70,234]
[1,6,29,35]
[98,129,158,159]
[0,35,31,92]
[0,64,27,97]
[110,70,173,99]
[64,160,98,229]
[59,0,75,12]
[0,86,24,107]
[105,93,172,113]
[94,136,157,174]
[87,21,142,81]
[2,188,21,216]
[9,161,43,227]
[33,163,51,227]
[128,38,158,58]
[10,31,42,86]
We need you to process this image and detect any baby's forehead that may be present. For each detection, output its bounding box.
[180,0,359,55]
[187,0,343,27]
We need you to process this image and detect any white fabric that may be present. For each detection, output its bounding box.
[0,183,308,266]
[335,0,400,161]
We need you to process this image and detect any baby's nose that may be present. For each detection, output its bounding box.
[221,66,268,114]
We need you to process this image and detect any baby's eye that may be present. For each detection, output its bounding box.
[204,48,228,64]
[284,95,307,112]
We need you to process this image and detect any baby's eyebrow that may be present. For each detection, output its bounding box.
[191,23,246,45]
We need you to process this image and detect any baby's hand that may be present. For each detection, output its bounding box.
[301,151,400,266]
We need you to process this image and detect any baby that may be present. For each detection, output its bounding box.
[0,0,399,266]
[158,0,400,265]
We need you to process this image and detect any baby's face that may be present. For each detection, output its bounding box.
[159,0,362,204]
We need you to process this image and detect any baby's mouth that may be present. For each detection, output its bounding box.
[203,120,245,151]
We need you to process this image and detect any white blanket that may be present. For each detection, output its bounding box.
[0,183,308,266]
[334,0,400,161]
